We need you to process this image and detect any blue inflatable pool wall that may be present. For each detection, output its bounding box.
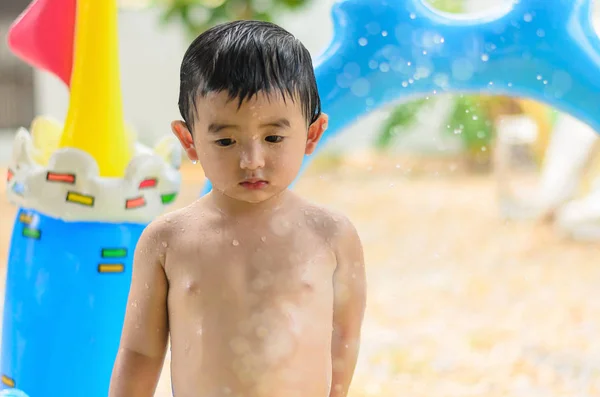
[0,208,145,396]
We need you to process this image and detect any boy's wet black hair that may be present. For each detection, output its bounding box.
[177,20,322,131]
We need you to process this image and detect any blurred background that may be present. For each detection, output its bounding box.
[2,0,600,395]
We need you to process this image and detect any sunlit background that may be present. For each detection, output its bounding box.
[2,0,600,395]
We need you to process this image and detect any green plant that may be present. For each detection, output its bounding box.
[426,0,463,13]
[374,98,429,150]
[373,0,514,169]
[156,0,313,37]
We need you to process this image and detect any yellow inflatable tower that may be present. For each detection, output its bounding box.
[59,0,132,177]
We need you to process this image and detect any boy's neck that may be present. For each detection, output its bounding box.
[206,188,292,219]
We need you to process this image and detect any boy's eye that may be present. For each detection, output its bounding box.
[265,135,284,143]
[215,138,235,147]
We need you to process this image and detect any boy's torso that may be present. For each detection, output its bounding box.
[162,196,339,397]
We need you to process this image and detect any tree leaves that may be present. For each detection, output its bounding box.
[157,0,313,37]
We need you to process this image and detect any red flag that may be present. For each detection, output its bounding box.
[7,0,77,87]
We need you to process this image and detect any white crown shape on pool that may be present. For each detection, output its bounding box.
[6,126,182,224]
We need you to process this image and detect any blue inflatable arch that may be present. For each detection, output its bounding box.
[201,0,600,195]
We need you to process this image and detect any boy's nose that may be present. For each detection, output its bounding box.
[239,144,265,170]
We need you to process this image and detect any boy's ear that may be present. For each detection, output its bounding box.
[305,113,329,155]
[171,120,198,162]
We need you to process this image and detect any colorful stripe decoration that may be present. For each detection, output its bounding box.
[1,374,15,387]
[97,264,124,273]
[161,193,177,204]
[66,191,94,207]
[19,212,34,225]
[125,196,145,209]
[11,183,24,196]
[101,248,127,258]
[6,168,14,182]
[22,227,41,240]
[138,178,157,189]
[46,171,76,184]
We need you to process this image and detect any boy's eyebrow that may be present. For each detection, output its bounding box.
[207,119,290,132]
[260,118,291,128]
[207,123,240,133]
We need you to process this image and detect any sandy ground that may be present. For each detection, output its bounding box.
[2,158,600,396]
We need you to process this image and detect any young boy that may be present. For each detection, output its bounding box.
[109,20,367,397]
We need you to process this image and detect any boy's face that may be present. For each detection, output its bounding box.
[172,91,328,204]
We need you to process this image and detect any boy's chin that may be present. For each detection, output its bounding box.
[234,190,277,204]
[210,185,264,203]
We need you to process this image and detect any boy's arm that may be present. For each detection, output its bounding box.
[330,217,367,397]
[109,220,170,397]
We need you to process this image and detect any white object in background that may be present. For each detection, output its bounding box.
[555,189,600,241]
[494,114,541,219]
[536,114,599,215]
[6,127,182,224]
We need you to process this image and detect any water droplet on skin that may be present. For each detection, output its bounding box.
[256,326,269,338]
[162,241,168,248]
[216,229,221,234]
[232,239,240,246]
[144,283,149,289]
[260,236,267,242]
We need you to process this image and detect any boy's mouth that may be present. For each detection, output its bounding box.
[239,179,269,190]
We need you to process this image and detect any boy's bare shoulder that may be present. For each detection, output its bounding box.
[140,199,209,244]
[297,197,360,246]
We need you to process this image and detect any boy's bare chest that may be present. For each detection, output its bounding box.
[168,227,336,304]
